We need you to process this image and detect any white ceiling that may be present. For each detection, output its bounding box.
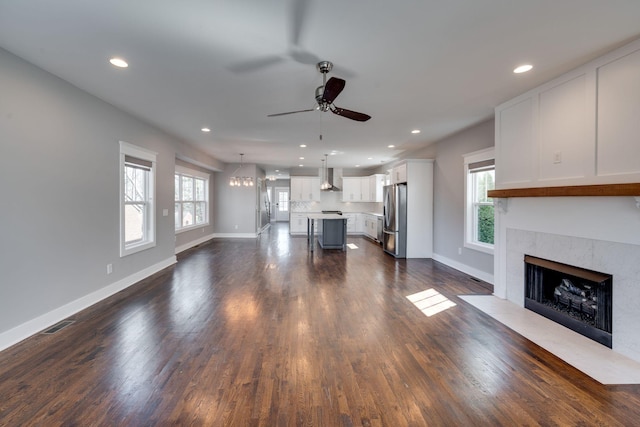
[2,1,640,178]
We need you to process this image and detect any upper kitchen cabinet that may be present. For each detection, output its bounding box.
[495,38,640,189]
[342,177,364,201]
[290,176,320,202]
[391,163,407,184]
[369,174,385,202]
[342,174,383,202]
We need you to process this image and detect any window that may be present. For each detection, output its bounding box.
[120,141,157,257]
[175,165,209,232]
[464,148,495,254]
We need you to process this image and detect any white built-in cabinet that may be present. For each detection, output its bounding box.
[290,176,321,201]
[289,213,318,234]
[341,174,384,202]
[391,163,407,184]
[385,160,434,258]
[342,177,363,202]
[363,214,380,240]
[342,213,363,234]
[495,38,640,188]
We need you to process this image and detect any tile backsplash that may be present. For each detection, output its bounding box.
[291,192,382,213]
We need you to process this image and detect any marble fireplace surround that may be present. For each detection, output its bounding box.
[505,228,640,360]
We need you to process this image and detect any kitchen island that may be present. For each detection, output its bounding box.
[307,214,348,252]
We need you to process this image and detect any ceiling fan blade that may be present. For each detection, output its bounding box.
[331,106,371,122]
[322,77,346,103]
[290,0,312,46]
[268,108,316,117]
[228,55,284,73]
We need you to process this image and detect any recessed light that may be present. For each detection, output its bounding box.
[299,164,304,167]
[355,165,360,167]
[411,129,421,134]
[299,157,304,160]
[109,57,128,68]
[275,169,280,172]
[388,145,395,148]
[514,64,533,74]
[201,127,210,132]
[368,157,373,160]
[300,144,307,148]
[330,152,336,155]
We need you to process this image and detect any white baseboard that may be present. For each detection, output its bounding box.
[212,233,258,239]
[175,233,215,254]
[0,256,177,352]
[432,253,494,285]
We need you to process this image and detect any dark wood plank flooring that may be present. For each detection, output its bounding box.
[1,223,639,426]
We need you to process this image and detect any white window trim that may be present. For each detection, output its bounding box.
[175,165,210,234]
[463,147,495,255]
[120,141,157,257]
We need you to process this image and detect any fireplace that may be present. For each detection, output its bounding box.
[524,255,612,348]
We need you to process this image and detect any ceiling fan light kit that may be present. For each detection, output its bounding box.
[268,61,371,122]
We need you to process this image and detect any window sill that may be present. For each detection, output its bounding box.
[464,241,494,255]
[175,223,210,235]
[120,240,156,257]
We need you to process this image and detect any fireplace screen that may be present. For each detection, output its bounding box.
[524,255,612,348]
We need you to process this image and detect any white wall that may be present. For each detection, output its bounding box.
[214,163,260,235]
[0,48,219,349]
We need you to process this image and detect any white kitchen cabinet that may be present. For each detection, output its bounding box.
[342,175,383,202]
[342,213,363,234]
[289,213,318,235]
[391,163,407,184]
[369,174,384,202]
[398,159,434,258]
[342,177,363,201]
[290,177,320,202]
[363,214,379,240]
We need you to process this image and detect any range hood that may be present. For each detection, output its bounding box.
[319,167,342,192]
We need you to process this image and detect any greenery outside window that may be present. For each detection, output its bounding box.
[120,141,157,257]
[175,165,209,233]
[464,148,495,255]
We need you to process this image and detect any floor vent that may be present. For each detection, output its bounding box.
[42,320,75,335]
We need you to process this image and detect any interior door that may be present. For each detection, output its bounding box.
[274,187,289,222]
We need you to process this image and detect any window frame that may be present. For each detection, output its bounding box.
[119,141,157,257]
[463,147,495,255]
[175,165,210,234]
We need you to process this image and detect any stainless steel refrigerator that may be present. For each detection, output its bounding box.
[383,183,407,258]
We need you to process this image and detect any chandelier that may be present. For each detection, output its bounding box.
[229,153,254,187]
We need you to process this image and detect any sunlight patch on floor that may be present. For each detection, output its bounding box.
[407,289,456,317]
[347,243,358,249]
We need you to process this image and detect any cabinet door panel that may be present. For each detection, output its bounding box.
[538,74,589,181]
[597,48,640,176]
[496,97,534,186]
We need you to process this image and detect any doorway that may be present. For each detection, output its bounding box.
[274,187,289,222]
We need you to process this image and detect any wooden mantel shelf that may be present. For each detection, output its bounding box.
[488,183,640,198]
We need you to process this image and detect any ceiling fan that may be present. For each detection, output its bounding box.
[268,61,371,122]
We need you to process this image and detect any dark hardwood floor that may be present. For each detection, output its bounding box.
[1,223,640,426]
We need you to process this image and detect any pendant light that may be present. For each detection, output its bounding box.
[229,153,254,187]
[320,154,331,190]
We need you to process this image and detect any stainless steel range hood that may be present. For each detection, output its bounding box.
[319,167,342,192]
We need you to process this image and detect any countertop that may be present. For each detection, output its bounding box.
[306,214,346,220]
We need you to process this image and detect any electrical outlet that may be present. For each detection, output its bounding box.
[107,264,113,275]
[458,247,462,255]
[202,227,205,233]
[234,225,239,230]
